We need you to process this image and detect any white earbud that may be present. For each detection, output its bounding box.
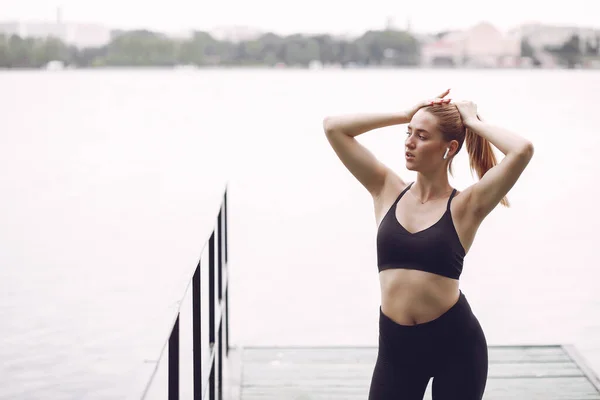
[443,148,450,160]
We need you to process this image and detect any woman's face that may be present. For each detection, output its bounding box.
[404,109,448,172]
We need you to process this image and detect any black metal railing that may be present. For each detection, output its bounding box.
[142,187,229,400]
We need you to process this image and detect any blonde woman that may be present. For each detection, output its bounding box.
[323,89,534,399]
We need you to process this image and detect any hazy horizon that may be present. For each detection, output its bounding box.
[3,0,600,37]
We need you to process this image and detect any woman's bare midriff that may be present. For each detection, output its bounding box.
[379,268,460,326]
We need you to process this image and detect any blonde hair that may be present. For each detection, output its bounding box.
[424,104,509,207]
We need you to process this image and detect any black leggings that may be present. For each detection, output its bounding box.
[368,291,488,400]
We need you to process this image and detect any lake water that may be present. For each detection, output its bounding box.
[1,68,599,399]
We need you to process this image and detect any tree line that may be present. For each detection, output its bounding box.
[1,29,598,69]
[0,29,420,69]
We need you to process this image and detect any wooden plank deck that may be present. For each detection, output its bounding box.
[223,345,600,400]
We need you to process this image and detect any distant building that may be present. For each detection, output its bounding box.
[421,22,521,68]
[66,23,112,48]
[420,31,466,67]
[165,30,195,41]
[0,21,28,37]
[0,21,111,48]
[508,23,600,68]
[511,23,600,53]
[209,26,263,43]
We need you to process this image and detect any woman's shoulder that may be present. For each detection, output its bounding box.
[377,169,408,201]
[372,170,408,223]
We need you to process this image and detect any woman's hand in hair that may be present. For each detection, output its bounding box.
[404,89,452,121]
[453,100,479,127]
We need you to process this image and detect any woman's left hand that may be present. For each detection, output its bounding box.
[404,89,452,121]
[453,100,479,126]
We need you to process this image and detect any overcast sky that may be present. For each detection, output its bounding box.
[3,0,599,35]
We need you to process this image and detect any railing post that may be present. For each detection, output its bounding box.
[218,209,223,303]
[209,366,215,400]
[224,189,228,265]
[216,207,225,400]
[224,189,229,356]
[218,320,223,400]
[209,231,215,400]
[217,207,224,400]
[192,265,202,400]
[168,315,180,400]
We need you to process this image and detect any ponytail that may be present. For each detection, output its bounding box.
[465,115,509,207]
[426,105,510,207]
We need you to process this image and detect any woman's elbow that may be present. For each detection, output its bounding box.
[520,141,535,159]
[322,116,338,135]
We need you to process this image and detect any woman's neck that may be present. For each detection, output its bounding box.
[413,172,452,202]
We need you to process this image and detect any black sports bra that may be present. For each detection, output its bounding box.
[376,182,465,279]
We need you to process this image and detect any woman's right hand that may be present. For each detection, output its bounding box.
[404,89,452,121]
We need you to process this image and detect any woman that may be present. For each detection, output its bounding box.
[322,89,534,400]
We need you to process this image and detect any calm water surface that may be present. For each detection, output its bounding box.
[1,68,599,399]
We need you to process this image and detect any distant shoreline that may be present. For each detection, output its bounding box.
[1,65,597,72]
